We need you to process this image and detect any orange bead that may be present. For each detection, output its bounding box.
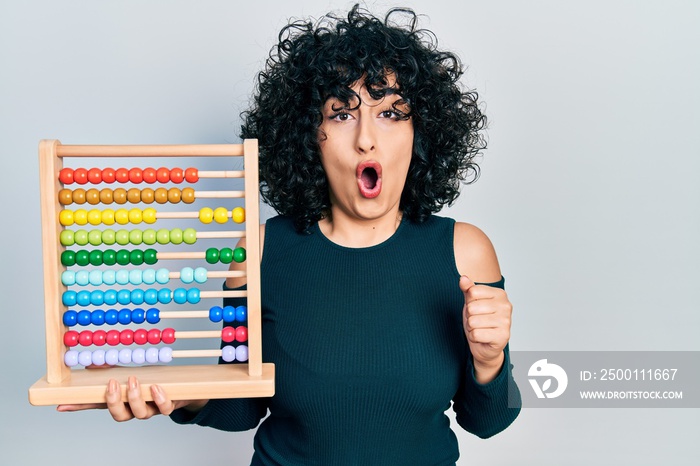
[181,187,195,204]
[156,167,170,183]
[184,168,198,183]
[58,189,73,205]
[170,168,184,184]
[115,168,130,183]
[154,188,168,204]
[87,168,102,184]
[141,188,155,204]
[99,188,114,204]
[113,188,127,204]
[167,188,181,204]
[72,188,86,204]
[128,168,143,184]
[127,187,141,204]
[142,167,157,184]
[85,188,100,205]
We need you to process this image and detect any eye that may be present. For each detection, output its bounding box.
[330,112,353,122]
[378,109,408,120]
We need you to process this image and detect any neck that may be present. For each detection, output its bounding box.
[318,208,403,248]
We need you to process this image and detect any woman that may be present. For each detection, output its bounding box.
[60,5,520,465]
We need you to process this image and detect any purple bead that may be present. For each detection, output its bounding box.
[118,348,132,364]
[64,350,79,367]
[92,349,106,366]
[158,347,173,363]
[235,345,249,362]
[132,348,146,365]
[105,349,119,366]
[78,350,93,367]
[221,346,235,362]
[145,347,159,364]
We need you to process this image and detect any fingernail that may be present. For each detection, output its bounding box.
[152,385,164,403]
[108,379,117,393]
[129,376,137,391]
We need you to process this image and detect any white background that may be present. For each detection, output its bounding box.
[1,1,698,464]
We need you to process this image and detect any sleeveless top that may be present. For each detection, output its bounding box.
[171,215,520,465]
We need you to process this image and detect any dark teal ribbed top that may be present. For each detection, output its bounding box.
[171,215,520,465]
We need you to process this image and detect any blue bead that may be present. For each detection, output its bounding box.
[89,270,103,286]
[155,268,169,284]
[75,270,89,286]
[144,288,158,305]
[194,267,207,284]
[90,290,104,306]
[104,309,119,325]
[102,270,116,285]
[116,270,129,285]
[91,309,105,325]
[77,310,92,326]
[131,308,146,324]
[117,289,131,305]
[129,269,143,286]
[103,290,118,306]
[172,288,187,304]
[235,306,247,322]
[61,271,76,286]
[62,291,77,307]
[142,269,156,285]
[118,309,132,325]
[62,310,78,327]
[209,306,223,322]
[180,267,194,284]
[222,305,235,323]
[186,288,200,304]
[130,289,145,305]
[157,288,172,304]
[76,290,92,307]
[146,308,160,324]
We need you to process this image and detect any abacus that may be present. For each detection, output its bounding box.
[28,140,274,405]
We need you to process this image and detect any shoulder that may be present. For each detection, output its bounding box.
[453,221,502,283]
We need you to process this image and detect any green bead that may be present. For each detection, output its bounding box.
[142,229,157,245]
[169,228,183,245]
[130,249,144,266]
[156,228,170,245]
[88,230,103,246]
[102,229,116,245]
[183,228,197,245]
[143,248,158,265]
[61,251,76,266]
[74,229,89,246]
[59,230,75,246]
[116,249,130,266]
[233,247,246,263]
[205,247,219,264]
[115,229,130,246]
[219,247,234,264]
[129,229,143,245]
[89,250,103,266]
[102,249,117,266]
[75,250,90,266]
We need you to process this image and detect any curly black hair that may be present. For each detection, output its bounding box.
[241,4,486,232]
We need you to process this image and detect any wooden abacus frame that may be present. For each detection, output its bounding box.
[28,139,274,405]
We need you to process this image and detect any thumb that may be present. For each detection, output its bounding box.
[459,275,475,294]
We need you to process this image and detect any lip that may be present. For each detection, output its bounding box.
[356,160,382,199]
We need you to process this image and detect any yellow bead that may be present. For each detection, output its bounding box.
[87,209,102,226]
[114,209,130,225]
[213,207,229,224]
[232,207,245,224]
[142,208,157,224]
[199,207,214,224]
[102,209,115,225]
[59,209,74,226]
[129,208,143,224]
[73,209,88,226]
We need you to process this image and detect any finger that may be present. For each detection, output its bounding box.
[126,377,156,419]
[467,327,509,346]
[56,403,107,412]
[466,313,509,332]
[459,275,475,295]
[151,385,176,416]
[105,379,134,422]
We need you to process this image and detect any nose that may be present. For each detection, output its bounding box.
[356,116,376,153]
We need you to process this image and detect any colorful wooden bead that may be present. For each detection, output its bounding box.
[219,247,233,264]
[63,330,79,347]
[156,167,170,183]
[181,187,195,204]
[73,230,88,246]
[170,228,183,244]
[205,247,219,264]
[142,167,157,184]
[147,328,161,344]
[85,188,100,205]
[92,330,107,346]
[236,345,249,362]
[92,349,106,365]
[168,188,181,204]
[64,350,79,367]
[131,308,146,324]
[59,209,74,226]
[221,346,235,362]
[89,250,103,266]
[141,188,155,204]
[63,310,78,326]
[100,188,114,204]
[161,328,176,344]
[222,327,235,343]
[58,189,73,205]
[102,229,116,245]
[105,310,119,325]
[142,229,157,245]
[183,228,197,244]
[145,347,159,364]
[213,207,229,224]
[58,168,74,185]
[156,228,170,244]
[87,209,102,225]
[105,349,119,365]
[75,250,90,266]
[114,208,129,225]
[194,267,207,284]
[73,209,88,225]
[233,247,246,263]
[61,250,76,266]
[128,168,143,184]
[128,208,143,224]
[235,326,248,343]
[132,348,146,365]
[232,207,245,223]
[235,306,247,322]
[87,168,102,184]
[184,167,198,183]
[60,231,75,247]
[73,168,88,185]
[146,308,160,324]
[88,230,102,246]
[159,347,173,363]
[170,168,184,183]
[134,329,148,345]
[118,349,132,364]
[142,208,157,224]
[199,207,214,224]
[129,229,143,245]
[102,249,117,266]
[113,188,127,204]
[154,187,168,204]
[180,267,194,284]
[130,249,144,265]
[209,306,223,322]
[102,167,116,184]
[127,187,141,204]
[143,248,158,265]
[72,188,86,204]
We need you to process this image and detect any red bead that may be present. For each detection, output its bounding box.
[101,168,116,184]
[73,168,89,185]
[87,168,102,184]
[92,330,107,346]
[156,167,170,183]
[119,329,134,345]
[147,329,161,345]
[78,330,94,346]
[115,168,130,183]
[128,168,143,184]
[235,326,248,343]
[184,168,198,183]
[58,168,74,185]
[133,329,148,345]
[142,167,157,184]
[106,329,121,346]
[161,328,176,344]
[63,330,79,347]
[221,326,235,343]
[170,168,184,184]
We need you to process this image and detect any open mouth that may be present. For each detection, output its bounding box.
[356,160,382,199]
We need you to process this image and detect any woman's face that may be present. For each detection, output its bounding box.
[318,78,414,223]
